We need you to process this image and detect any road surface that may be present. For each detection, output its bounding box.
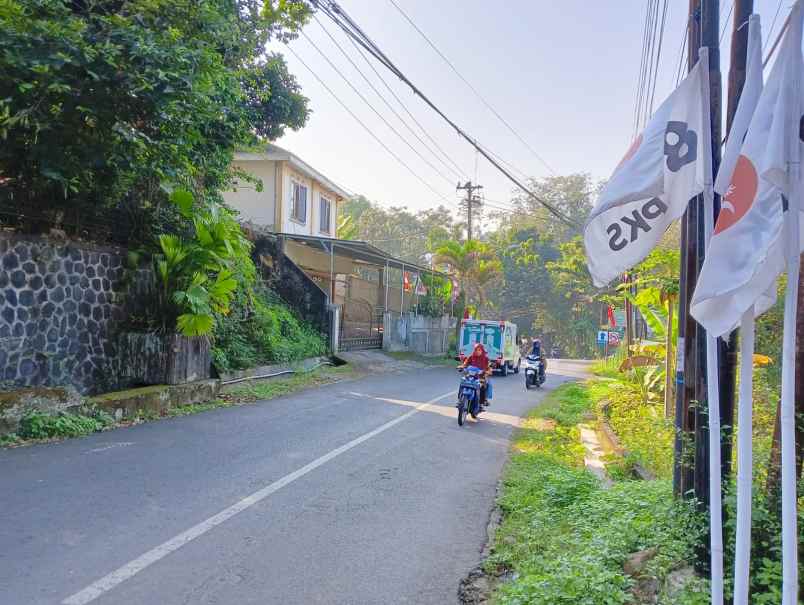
[0,358,590,605]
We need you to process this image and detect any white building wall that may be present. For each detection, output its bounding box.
[282,166,314,235]
[222,160,277,228]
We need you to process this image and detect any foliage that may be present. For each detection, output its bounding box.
[594,377,675,478]
[148,190,253,336]
[338,195,460,262]
[489,382,707,605]
[211,286,327,373]
[433,239,502,317]
[17,408,112,440]
[0,0,311,236]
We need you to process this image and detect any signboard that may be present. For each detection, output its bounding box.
[596,330,608,345]
[607,332,621,347]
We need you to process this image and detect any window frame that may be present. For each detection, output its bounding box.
[319,194,332,234]
[290,179,308,224]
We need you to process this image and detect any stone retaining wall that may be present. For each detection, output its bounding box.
[0,234,132,394]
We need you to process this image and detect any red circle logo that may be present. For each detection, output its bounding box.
[715,154,758,234]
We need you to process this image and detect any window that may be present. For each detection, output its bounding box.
[291,181,307,223]
[319,196,332,233]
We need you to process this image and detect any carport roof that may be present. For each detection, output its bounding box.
[276,233,448,278]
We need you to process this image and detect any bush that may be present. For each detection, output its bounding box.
[17,409,111,440]
[212,287,328,373]
[489,383,706,605]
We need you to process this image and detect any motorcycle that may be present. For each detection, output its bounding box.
[456,366,485,426]
[524,355,545,389]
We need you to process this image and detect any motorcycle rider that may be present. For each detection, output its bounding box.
[530,338,547,383]
[461,342,493,406]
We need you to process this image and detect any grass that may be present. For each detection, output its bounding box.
[220,364,355,403]
[487,381,707,605]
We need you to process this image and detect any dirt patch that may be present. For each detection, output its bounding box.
[458,483,504,604]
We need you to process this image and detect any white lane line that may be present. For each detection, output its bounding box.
[85,442,134,454]
[62,389,455,605]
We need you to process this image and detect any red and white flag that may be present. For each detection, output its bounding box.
[695,8,803,603]
[584,56,710,286]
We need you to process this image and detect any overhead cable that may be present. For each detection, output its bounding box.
[311,15,465,182]
[310,0,579,228]
[285,45,452,204]
[385,0,557,176]
[300,30,456,186]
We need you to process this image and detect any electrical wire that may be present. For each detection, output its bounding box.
[310,0,579,228]
[343,29,467,179]
[719,1,734,44]
[646,0,669,118]
[634,0,655,136]
[764,0,784,53]
[674,16,689,86]
[385,0,557,176]
[311,14,465,183]
[300,30,456,187]
[285,45,452,204]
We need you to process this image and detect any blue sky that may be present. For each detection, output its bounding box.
[273,0,788,216]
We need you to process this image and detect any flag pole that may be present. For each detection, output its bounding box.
[780,8,802,604]
[698,46,725,605]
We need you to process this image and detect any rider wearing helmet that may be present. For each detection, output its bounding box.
[530,338,547,383]
[461,342,493,406]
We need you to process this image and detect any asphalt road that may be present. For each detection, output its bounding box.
[0,357,590,605]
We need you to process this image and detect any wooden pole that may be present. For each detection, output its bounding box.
[665,295,675,418]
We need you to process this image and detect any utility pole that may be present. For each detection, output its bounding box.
[456,181,483,242]
[674,0,725,573]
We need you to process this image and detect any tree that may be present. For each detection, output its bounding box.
[433,240,501,318]
[0,0,312,234]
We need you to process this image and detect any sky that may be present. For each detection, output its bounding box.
[272,0,789,218]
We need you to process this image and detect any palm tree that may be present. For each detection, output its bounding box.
[434,240,502,318]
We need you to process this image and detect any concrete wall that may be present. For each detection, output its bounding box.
[0,234,132,394]
[382,312,454,355]
[224,159,278,228]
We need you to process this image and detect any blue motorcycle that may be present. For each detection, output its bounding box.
[456,366,486,426]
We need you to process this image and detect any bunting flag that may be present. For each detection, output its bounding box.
[584,55,710,286]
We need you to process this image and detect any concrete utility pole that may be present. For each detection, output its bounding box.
[456,181,483,241]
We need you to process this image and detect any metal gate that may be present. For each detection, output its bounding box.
[339,300,383,351]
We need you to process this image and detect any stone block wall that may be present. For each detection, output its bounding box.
[0,234,130,394]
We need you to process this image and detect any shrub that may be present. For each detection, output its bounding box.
[17,409,110,440]
[212,287,327,373]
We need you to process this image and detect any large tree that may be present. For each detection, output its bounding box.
[0,0,311,236]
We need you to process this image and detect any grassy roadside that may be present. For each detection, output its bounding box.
[485,381,708,605]
[0,364,356,448]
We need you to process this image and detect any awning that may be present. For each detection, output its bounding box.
[275,233,448,277]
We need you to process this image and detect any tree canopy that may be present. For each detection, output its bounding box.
[0,0,311,236]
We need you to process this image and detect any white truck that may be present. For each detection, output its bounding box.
[457,319,521,376]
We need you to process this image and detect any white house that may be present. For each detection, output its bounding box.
[223,143,349,238]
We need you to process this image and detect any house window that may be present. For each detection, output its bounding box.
[291,181,307,223]
[319,196,332,233]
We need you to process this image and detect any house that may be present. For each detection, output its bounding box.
[223,143,349,237]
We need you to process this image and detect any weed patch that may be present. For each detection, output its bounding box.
[489,382,707,605]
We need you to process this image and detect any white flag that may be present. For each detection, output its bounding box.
[690,11,804,338]
[584,57,710,286]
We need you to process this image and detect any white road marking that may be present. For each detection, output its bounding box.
[85,442,134,454]
[62,390,454,605]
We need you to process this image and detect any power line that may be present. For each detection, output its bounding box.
[385,0,557,176]
[674,15,690,86]
[285,44,452,204]
[719,1,734,44]
[633,0,654,136]
[646,0,669,118]
[311,14,465,182]
[300,30,456,186]
[341,26,468,179]
[310,0,579,228]
[764,0,784,53]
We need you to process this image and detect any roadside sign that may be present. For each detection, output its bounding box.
[608,332,621,346]
[596,330,608,344]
